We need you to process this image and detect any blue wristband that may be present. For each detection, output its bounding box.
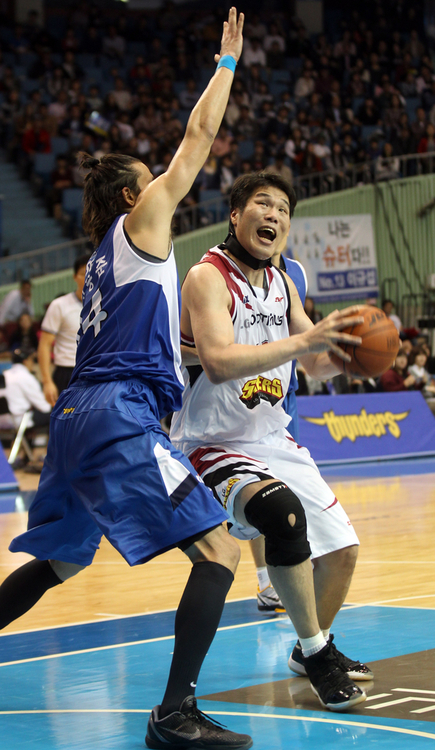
[217,55,237,73]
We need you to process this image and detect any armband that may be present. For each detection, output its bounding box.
[217,55,237,74]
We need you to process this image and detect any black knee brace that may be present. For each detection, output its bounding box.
[244,481,311,567]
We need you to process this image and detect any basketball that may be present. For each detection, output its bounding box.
[329,305,401,378]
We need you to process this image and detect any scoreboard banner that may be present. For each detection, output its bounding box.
[284,214,378,303]
[296,392,435,464]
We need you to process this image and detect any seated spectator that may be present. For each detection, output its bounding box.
[81,25,102,58]
[110,77,132,112]
[0,347,51,430]
[20,115,51,176]
[375,143,400,180]
[61,50,84,81]
[102,24,126,61]
[408,347,435,398]
[46,154,74,219]
[59,103,85,148]
[263,22,286,54]
[382,298,403,333]
[399,71,418,98]
[135,129,151,158]
[324,142,350,190]
[0,279,35,326]
[178,78,200,110]
[304,296,323,324]
[0,89,22,148]
[242,38,267,68]
[417,123,435,171]
[265,151,293,183]
[411,107,428,141]
[392,126,417,156]
[86,85,103,113]
[8,313,38,352]
[379,348,416,391]
[284,128,306,167]
[294,68,315,101]
[266,41,285,70]
[384,94,405,131]
[48,90,69,125]
[219,154,237,196]
[233,104,257,141]
[211,124,233,158]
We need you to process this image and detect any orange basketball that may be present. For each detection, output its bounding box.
[329,305,401,378]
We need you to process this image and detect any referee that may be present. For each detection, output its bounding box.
[38,254,91,406]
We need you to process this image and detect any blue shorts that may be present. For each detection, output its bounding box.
[10,380,228,566]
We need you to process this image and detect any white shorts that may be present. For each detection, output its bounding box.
[187,430,359,558]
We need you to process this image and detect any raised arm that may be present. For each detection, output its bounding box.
[125,8,244,258]
[182,264,363,384]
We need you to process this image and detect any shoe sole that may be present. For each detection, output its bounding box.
[258,605,286,613]
[311,685,367,712]
[146,733,253,749]
[288,656,374,681]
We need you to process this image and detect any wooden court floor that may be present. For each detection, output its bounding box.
[0,456,434,750]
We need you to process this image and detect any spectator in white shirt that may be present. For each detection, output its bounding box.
[0,347,51,428]
[242,38,267,68]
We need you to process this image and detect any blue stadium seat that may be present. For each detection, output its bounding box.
[33,153,56,190]
[199,189,227,224]
[237,140,255,159]
[62,188,84,235]
[50,137,69,156]
[405,97,420,120]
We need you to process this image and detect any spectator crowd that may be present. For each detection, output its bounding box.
[0,0,435,234]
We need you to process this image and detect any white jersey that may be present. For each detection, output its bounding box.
[171,247,292,452]
[41,292,82,367]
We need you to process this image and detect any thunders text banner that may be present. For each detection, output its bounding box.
[296,392,435,464]
[285,214,378,303]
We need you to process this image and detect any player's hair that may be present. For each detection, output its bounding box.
[78,152,143,247]
[74,253,92,275]
[229,172,297,219]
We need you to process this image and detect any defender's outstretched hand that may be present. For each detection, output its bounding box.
[214,7,244,64]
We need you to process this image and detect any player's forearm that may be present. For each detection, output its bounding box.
[200,333,320,385]
[186,67,236,145]
[38,341,54,384]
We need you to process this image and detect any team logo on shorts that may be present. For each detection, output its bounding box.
[239,376,283,409]
[222,477,240,508]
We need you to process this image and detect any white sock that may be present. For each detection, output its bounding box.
[322,628,330,641]
[300,632,327,657]
[256,567,270,591]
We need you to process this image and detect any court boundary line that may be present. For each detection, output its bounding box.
[0,708,434,741]
[1,595,434,639]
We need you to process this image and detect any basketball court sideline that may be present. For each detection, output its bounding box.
[0,457,434,749]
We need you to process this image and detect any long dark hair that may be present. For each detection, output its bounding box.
[78,152,142,247]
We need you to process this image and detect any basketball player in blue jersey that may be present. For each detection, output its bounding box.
[0,10,253,750]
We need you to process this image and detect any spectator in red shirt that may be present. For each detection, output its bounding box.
[379,349,417,392]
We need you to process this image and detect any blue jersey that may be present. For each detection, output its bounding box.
[281,255,308,441]
[71,214,184,418]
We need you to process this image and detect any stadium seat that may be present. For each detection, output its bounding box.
[238,139,255,159]
[50,137,69,156]
[61,188,84,236]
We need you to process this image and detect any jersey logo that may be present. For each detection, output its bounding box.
[275,296,284,302]
[239,376,283,409]
[222,477,240,509]
[80,288,108,338]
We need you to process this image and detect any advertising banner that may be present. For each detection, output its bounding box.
[285,214,378,303]
[297,392,435,464]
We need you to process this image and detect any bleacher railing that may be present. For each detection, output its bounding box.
[1,151,435,285]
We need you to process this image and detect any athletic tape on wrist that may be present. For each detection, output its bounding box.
[217,55,237,73]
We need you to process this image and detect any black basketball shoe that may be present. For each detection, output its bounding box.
[146,696,253,749]
[289,634,374,681]
[303,641,367,711]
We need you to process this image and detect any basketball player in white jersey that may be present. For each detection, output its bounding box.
[171,172,373,712]
[0,10,254,750]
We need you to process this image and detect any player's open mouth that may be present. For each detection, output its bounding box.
[256,226,276,243]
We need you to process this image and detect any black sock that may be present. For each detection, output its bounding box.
[159,561,234,717]
[0,559,62,630]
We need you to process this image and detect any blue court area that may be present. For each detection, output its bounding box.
[1,600,435,749]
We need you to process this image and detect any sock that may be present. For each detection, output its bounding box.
[256,566,270,591]
[159,561,234,718]
[0,559,62,630]
[300,631,327,657]
[322,628,331,641]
